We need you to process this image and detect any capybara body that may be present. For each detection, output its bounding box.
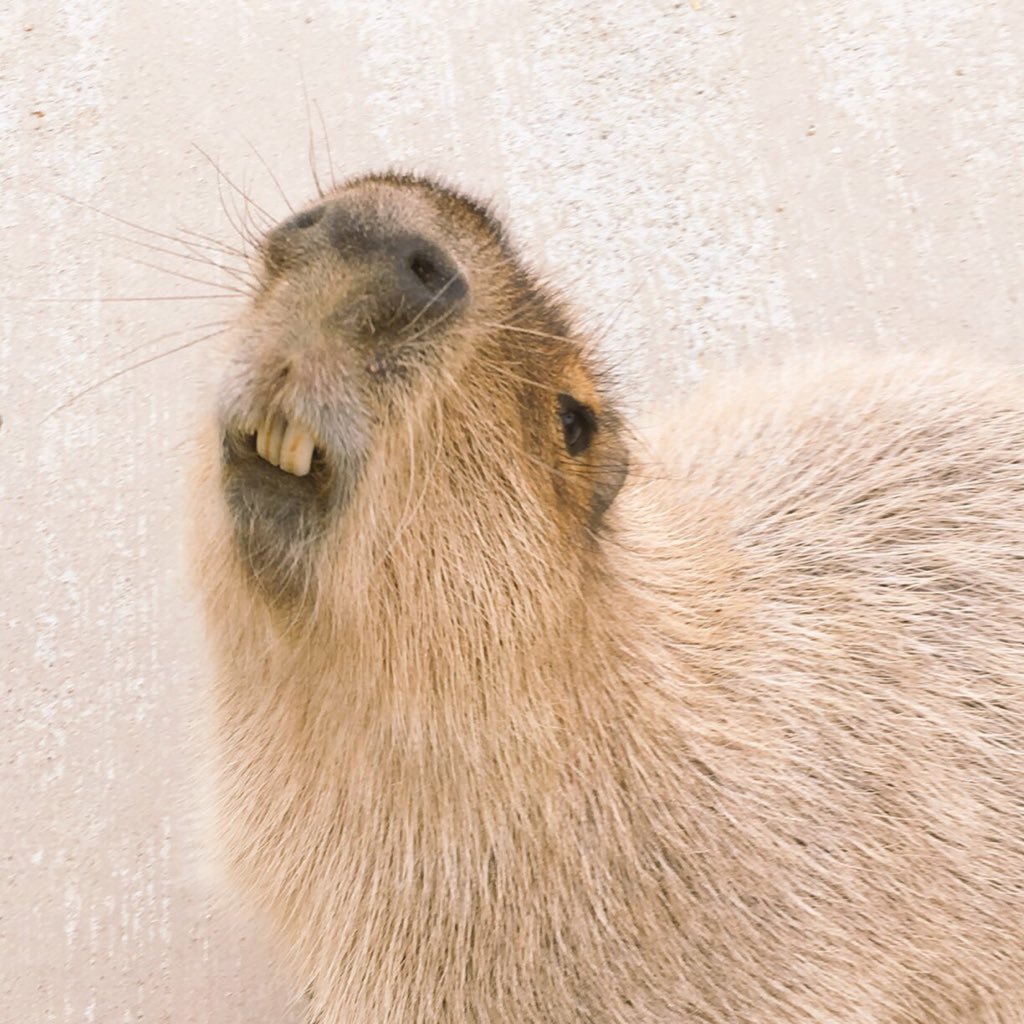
[191,174,1024,1023]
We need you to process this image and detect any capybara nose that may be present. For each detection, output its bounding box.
[262,198,469,323]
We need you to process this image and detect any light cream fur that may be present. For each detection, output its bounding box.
[192,184,1024,1024]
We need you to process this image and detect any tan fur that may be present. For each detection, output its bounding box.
[191,175,1024,1023]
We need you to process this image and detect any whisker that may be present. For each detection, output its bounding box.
[233,168,265,255]
[313,99,337,191]
[205,152,267,261]
[193,144,277,229]
[239,166,272,251]
[245,136,295,215]
[211,168,259,256]
[301,70,326,199]
[43,325,230,423]
[399,274,462,336]
[474,357,568,400]
[43,187,244,265]
[396,304,461,348]
[4,294,243,303]
[108,251,253,297]
[101,230,252,289]
[116,318,233,362]
[481,321,580,345]
[175,224,251,262]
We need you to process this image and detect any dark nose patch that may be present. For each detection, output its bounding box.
[382,235,469,315]
[288,204,326,231]
[261,198,469,336]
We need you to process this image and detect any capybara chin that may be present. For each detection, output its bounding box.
[190,172,1024,1023]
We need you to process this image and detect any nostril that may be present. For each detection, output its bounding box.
[409,251,446,291]
[262,206,328,275]
[290,204,325,230]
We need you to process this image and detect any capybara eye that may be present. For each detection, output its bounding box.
[558,394,597,456]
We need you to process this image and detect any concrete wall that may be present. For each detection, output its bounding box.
[4,1,1023,1020]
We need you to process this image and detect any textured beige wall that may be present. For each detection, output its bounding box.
[3,1,1023,1021]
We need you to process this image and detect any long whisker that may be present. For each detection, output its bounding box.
[473,355,567,399]
[396,304,462,349]
[193,144,277,229]
[241,166,272,253]
[42,325,229,423]
[116,318,233,362]
[211,166,259,256]
[235,168,264,255]
[101,231,253,289]
[43,187,246,265]
[313,99,337,191]
[301,70,326,199]
[205,152,267,262]
[5,294,242,303]
[480,351,636,416]
[108,252,253,297]
[245,136,295,215]
[175,224,251,262]
[481,321,581,345]
[162,227,252,274]
[398,274,462,336]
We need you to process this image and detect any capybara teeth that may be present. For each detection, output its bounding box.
[255,414,273,462]
[255,414,316,476]
[279,422,316,477]
[267,414,284,466]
